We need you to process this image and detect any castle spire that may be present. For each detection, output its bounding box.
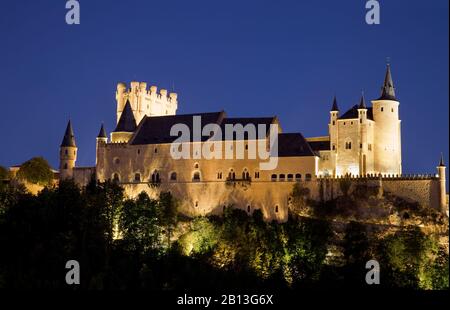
[439,153,445,167]
[115,100,137,132]
[330,95,339,112]
[97,123,107,138]
[358,92,367,109]
[378,63,397,101]
[61,120,76,147]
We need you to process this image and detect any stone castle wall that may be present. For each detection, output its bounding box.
[118,174,442,222]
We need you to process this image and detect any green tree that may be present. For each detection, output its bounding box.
[0,166,9,180]
[157,191,178,249]
[16,157,54,186]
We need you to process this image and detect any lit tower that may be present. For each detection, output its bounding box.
[59,120,77,180]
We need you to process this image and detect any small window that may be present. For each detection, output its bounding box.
[247,205,251,213]
[271,174,277,181]
[74,150,76,155]
[115,158,120,164]
[228,169,236,180]
[170,172,177,181]
[295,174,301,181]
[351,121,353,125]
[305,174,312,181]
[254,171,260,179]
[391,108,394,112]
[217,172,222,179]
[332,144,336,150]
[193,172,201,182]
[275,205,279,213]
[287,174,293,181]
[360,119,362,124]
[134,173,141,182]
[360,143,363,149]
[65,149,68,155]
[343,122,346,125]
[112,173,120,182]
[242,169,250,180]
[368,144,372,151]
[194,163,199,169]
[195,201,198,207]
[151,171,160,183]
[154,148,158,153]
[279,174,285,181]
[137,149,140,155]
[381,107,384,112]
[245,144,248,150]
[332,121,335,125]
[64,163,68,169]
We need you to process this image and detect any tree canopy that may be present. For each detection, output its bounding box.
[16,157,54,186]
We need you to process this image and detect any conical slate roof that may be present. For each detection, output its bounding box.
[358,94,367,109]
[115,100,137,132]
[439,153,445,167]
[378,64,397,101]
[60,120,76,147]
[97,123,107,138]
[330,96,339,112]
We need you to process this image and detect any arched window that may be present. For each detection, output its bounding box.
[114,158,120,164]
[242,169,250,180]
[112,173,120,182]
[275,205,279,213]
[345,141,352,150]
[217,172,222,179]
[305,173,312,181]
[247,205,251,213]
[295,173,301,181]
[64,163,68,169]
[279,174,285,181]
[193,171,201,182]
[64,149,68,155]
[271,174,277,181]
[194,163,199,169]
[228,169,235,180]
[287,174,293,181]
[151,170,160,183]
[170,172,177,181]
[195,201,198,207]
[134,173,141,182]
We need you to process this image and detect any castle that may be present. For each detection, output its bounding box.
[59,64,447,221]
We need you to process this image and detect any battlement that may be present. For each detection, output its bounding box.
[317,173,439,180]
[116,81,178,104]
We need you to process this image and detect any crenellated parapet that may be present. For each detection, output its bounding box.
[116,81,178,124]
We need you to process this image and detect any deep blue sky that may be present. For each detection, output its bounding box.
[0,0,448,175]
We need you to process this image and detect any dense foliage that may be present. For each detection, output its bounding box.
[16,157,54,186]
[0,179,447,289]
[0,166,8,180]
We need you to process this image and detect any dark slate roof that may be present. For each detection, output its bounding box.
[308,140,331,153]
[377,64,397,101]
[130,111,226,145]
[60,120,76,147]
[277,133,316,157]
[358,95,367,109]
[221,117,278,140]
[97,123,107,138]
[439,153,445,167]
[339,105,374,120]
[115,100,137,132]
[331,96,339,111]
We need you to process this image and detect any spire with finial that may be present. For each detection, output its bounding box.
[97,123,107,138]
[330,95,339,112]
[61,120,76,147]
[378,60,397,101]
[439,153,445,167]
[358,91,367,109]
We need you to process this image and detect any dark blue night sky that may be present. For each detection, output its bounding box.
[0,0,448,175]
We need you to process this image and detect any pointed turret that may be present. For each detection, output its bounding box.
[439,153,445,167]
[97,123,107,138]
[358,93,367,109]
[61,120,76,147]
[330,96,339,112]
[59,120,77,180]
[378,63,397,101]
[115,100,137,132]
